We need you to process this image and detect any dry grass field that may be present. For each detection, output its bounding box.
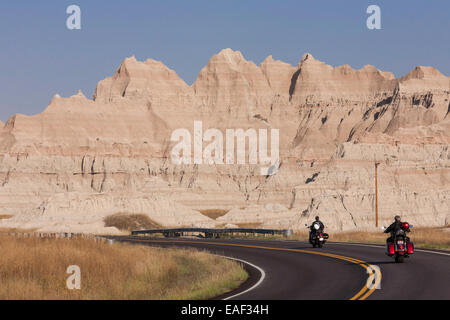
[0,235,247,300]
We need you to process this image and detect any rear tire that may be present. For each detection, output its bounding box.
[395,254,404,263]
[318,242,323,248]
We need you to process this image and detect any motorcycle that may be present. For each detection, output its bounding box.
[305,223,329,248]
[382,222,414,263]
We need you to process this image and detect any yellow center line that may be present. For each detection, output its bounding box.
[121,238,381,300]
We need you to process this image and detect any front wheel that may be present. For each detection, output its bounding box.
[395,254,404,263]
[318,242,323,248]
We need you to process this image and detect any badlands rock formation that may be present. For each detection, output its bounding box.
[0,49,449,234]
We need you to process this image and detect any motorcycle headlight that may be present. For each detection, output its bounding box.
[314,223,320,230]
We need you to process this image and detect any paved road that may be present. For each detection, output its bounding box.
[113,237,450,300]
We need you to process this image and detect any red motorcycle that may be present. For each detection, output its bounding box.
[384,222,414,263]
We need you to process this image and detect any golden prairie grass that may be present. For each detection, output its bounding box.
[405,227,450,249]
[0,235,247,300]
[104,213,162,231]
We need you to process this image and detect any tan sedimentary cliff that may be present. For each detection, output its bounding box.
[0,49,449,234]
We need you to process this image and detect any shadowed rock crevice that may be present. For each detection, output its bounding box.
[288,69,301,100]
[305,173,319,184]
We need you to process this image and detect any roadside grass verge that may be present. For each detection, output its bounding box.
[0,235,248,299]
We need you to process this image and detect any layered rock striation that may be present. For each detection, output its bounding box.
[0,49,449,234]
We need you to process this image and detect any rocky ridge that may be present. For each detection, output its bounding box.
[0,49,448,234]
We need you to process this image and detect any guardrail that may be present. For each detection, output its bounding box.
[2,232,108,242]
[131,228,293,238]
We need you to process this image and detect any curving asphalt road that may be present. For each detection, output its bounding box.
[113,236,450,300]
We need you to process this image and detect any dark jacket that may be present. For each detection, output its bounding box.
[310,221,325,233]
[385,221,410,241]
[384,221,402,235]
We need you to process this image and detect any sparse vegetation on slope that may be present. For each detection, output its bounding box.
[0,235,248,300]
[197,209,229,220]
[104,213,162,231]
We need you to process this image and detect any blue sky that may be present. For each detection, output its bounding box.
[0,0,449,122]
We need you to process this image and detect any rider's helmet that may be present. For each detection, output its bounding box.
[401,222,409,230]
[394,215,401,222]
[315,216,320,222]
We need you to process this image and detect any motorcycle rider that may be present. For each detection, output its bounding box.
[309,216,325,241]
[384,215,410,243]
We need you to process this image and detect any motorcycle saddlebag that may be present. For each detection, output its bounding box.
[407,242,414,254]
[387,243,395,255]
[322,233,329,239]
